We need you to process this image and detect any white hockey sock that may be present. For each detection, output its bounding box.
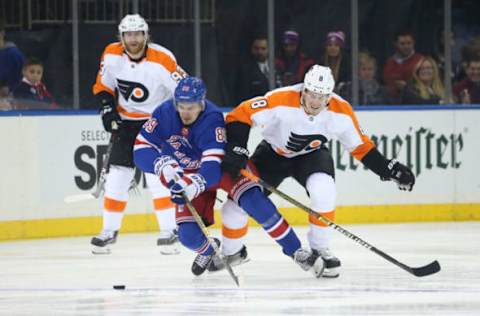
[102,211,124,232]
[221,199,248,256]
[154,207,176,232]
[307,224,332,250]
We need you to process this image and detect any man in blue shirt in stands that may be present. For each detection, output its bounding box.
[0,19,25,110]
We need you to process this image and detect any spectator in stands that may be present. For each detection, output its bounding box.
[0,18,25,110]
[13,57,57,109]
[235,34,270,104]
[383,30,423,104]
[320,30,350,87]
[433,29,462,83]
[401,56,446,105]
[337,52,390,105]
[453,58,480,104]
[275,30,314,87]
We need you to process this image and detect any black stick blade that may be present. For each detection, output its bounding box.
[411,260,441,277]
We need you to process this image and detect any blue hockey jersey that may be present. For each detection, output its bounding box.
[134,99,226,188]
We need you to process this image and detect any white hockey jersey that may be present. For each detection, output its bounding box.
[93,42,186,120]
[226,84,375,160]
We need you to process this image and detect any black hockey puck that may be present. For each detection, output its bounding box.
[113,285,126,290]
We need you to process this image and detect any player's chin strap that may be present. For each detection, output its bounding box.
[239,169,441,278]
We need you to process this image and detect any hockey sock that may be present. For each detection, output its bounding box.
[153,197,176,232]
[177,222,214,255]
[239,188,301,257]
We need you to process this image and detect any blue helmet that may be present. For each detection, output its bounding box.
[174,76,206,108]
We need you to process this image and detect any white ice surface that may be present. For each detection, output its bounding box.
[0,222,479,315]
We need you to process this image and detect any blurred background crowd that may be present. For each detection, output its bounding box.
[1,0,480,110]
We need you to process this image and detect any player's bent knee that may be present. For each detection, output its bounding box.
[306,173,336,211]
[238,187,277,224]
[177,222,204,250]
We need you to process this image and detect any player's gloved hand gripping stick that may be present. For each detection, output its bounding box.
[240,169,441,277]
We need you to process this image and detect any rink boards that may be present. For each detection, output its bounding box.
[1,106,479,240]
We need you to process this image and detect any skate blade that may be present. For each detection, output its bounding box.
[321,267,340,278]
[312,257,325,278]
[92,246,111,255]
[159,245,181,255]
[208,257,250,274]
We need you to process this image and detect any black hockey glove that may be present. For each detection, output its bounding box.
[381,159,415,191]
[98,92,121,132]
[221,143,249,179]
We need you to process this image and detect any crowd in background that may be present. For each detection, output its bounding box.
[2,8,480,110]
[0,20,56,110]
[237,28,480,106]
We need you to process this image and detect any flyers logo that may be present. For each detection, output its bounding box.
[285,132,328,152]
[117,78,150,102]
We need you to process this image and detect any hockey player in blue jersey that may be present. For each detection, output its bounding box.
[134,76,324,277]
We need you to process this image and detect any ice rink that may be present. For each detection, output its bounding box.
[0,222,479,315]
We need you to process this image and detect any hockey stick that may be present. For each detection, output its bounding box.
[181,192,240,287]
[240,169,441,277]
[64,130,117,204]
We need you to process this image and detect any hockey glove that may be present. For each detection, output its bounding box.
[170,173,206,204]
[98,92,122,132]
[154,155,184,188]
[381,159,415,191]
[221,143,249,179]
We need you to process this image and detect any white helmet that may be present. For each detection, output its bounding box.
[118,14,149,35]
[303,65,335,95]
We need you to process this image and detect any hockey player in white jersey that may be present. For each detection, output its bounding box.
[91,14,187,254]
[217,65,415,277]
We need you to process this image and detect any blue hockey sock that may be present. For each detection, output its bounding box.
[238,188,301,256]
[177,222,214,255]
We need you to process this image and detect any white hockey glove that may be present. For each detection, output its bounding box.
[170,174,206,205]
[154,155,184,188]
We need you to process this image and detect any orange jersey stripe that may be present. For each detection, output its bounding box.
[92,43,123,95]
[104,197,127,212]
[153,196,175,210]
[309,210,335,227]
[146,47,177,73]
[222,224,249,239]
[328,96,375,160]
[93,80,114,96]
[117,105,151,119]
[226,88,301,126]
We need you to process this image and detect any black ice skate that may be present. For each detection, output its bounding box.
[191,238,220,276]
[157,229,180,255]
[293,248,325,278]
[208,245,250,272]
[91,230,118,254]
[312,248,341,278]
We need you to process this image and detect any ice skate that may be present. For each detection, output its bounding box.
[91,230,118,254]
[191,238,220,276]
[312,248,341,278]
[208,245,250,272]
[157,229,180,255]
[293,248,325,278]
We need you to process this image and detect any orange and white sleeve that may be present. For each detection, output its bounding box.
[331,100,375,161]
[225,97,271,127]
[92,46,117,96]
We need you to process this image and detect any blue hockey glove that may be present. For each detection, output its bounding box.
[170,173,206,204]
